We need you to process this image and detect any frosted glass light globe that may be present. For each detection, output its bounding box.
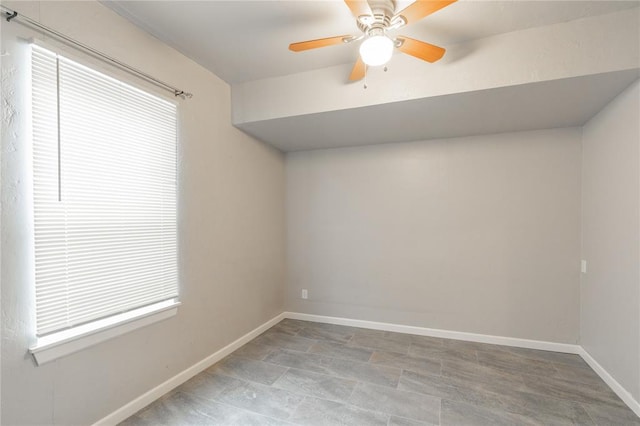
[359,35,394,67]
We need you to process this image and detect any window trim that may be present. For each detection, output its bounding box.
[30,299,180,365]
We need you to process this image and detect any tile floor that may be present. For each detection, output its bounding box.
[121,319,639,425]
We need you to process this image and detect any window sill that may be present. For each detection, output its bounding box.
[29,299,180,365]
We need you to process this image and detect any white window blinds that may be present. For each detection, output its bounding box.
[32,46,178,337]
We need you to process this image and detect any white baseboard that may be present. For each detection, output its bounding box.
[578,347,640,418]
[93,312,285,426]
[284,312,581,354]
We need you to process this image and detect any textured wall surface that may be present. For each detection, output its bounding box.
[581,80,640,402]
[287,128,582,343]
[1,2,285,424]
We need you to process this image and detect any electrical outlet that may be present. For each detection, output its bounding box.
[581,260,587,273]
[301,289,308,299]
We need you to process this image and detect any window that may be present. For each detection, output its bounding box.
[30,46,179,363]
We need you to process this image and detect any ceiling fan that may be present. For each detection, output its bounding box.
[289,0,456,81]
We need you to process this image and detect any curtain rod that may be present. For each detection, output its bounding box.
[1,5,193,99]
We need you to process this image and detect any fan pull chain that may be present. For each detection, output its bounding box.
[363,65,368,89]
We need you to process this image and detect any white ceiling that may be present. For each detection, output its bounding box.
[103,0,639,84]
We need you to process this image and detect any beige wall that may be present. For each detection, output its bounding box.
[0,2,285,424]
[581,79,640,402]
[287,128,582,343]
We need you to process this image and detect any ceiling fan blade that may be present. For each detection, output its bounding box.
[396,36,446,62]
[394,0,456,26]
[344,0,373,19]
[289,35,351,52]
[349,57,366,81]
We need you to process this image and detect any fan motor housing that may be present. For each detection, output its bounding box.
[357,0,396,31]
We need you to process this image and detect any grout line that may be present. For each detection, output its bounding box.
[396,369,405,389]
[346,380,359,400]
[518,372,528,386]
[271,366,290,386]
[287,396,312,425]
[578,401,597,425]
[282,389,307,423]
[366,350,374,363]
[258,346,275,361]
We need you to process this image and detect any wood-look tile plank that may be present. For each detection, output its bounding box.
[214,378,305,420]
[297,326,354,343]
[350,330,413,353]
[327,356,401,387]
[272,368,357,402]
[271,319,309,335]
[476,349,558,377]
[550,362,609,387]
[252,330,317,352]
[440,358,528,393]
[289,396,389,426]
[387,415,435,426]
[370,350,442,376]
[409,335,446,349]
[440,399,538,426]
[409,343,478,363]
[207,355,288,385]
[175,372,241,401]
[264,348,334,375]
[350,335,411,353]
[308,341,373,362]
[348,382,441,424]
[233,341,277,361]
[266,348,401,387]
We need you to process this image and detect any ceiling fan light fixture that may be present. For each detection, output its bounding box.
[359,34,394,67]
[289,0,457,81]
